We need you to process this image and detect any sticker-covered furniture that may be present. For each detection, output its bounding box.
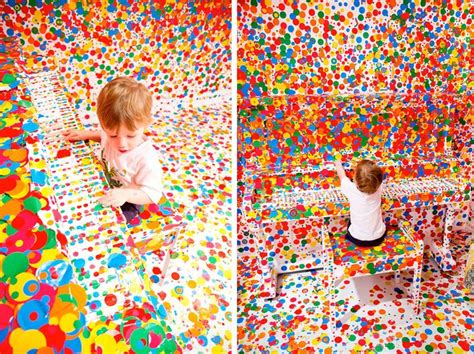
[324,219,424,332]
[239,95,470,299]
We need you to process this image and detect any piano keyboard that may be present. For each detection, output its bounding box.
[23,70,160,321]
[261,177,464,209]
[268,188,346,207]
[383,177,461,199]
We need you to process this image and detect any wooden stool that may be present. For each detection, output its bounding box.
[323,219,424,333]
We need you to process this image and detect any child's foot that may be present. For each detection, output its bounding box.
[121,202,140,223]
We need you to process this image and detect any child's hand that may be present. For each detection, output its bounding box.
[333,156,346,180]
[62,129,86,141]
[99,188,129,207]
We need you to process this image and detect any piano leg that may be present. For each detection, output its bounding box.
[411,256,423,314]
[325,260,336,342]
[428,205,457,271]
[255,222,278,299]
[464,243,474,291]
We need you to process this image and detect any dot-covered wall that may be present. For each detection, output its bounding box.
[1,0,231,119]
[238,0,471,99]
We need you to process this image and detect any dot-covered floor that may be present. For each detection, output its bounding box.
[0,81,232,352]
[238,229,472,352]
[147,103,233,352]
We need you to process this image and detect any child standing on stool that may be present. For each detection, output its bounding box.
[63,77,162,223]
[334,158,386,247]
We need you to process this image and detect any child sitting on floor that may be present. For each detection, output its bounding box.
[63,77,162,223]
[334,158,386,247]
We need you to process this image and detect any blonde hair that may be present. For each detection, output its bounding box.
[97,77,152,131]
[355,159,383,194]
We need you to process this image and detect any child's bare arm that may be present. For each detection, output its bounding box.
[334,159,347,181]
[62,129,101,142]
[99,187,153,207]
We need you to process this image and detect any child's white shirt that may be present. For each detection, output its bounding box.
[100,130,163,204]
[340,176,386,241]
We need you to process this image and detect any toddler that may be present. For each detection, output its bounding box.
[63,77,162,223]
[334,158,386,247]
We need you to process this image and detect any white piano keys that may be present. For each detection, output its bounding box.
[263,175,461,211]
